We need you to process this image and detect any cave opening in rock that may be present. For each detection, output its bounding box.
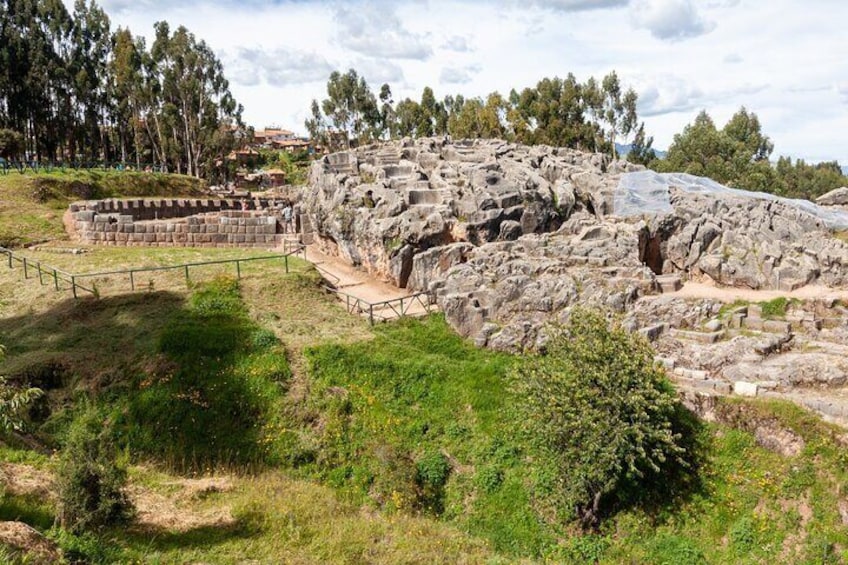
[639,229,665,275]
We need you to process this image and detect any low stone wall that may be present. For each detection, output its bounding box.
[69,198,289,248]
[69,197,277,221]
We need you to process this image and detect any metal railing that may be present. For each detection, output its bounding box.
[311,264,433,325]
[0,242,306,298]
[1,247,97,297]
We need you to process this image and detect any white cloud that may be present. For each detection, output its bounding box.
[224,47,334,87]
[837,83,848,104]
[334,3,433,60]
[634,75,704,117]
[630,0,715,41]
[442,35,473,53]
[440,65,482,85]
[354,58,406,85]
[67,0,848,163]
[530,0,629,11]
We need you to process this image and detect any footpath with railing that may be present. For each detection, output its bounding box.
[2,239,434,324]
[311,257,434,325]
[0,242,306,298]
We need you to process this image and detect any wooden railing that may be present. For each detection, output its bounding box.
[0,242,306,298]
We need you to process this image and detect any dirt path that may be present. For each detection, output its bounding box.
[302,245,431,317]
[669,281,848,303]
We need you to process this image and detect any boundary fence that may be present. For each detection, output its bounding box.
[312,262,433,325]
[0,243,306,298]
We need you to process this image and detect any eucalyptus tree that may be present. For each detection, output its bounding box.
[149,21,242,177]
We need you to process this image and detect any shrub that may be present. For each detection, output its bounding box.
[760,297,789,319]
[0,345,43,433]
[511,308,689,528]
[475,465,504,494]
[56,407,134,533]
[251,328,280,351]
[416,449,451,513]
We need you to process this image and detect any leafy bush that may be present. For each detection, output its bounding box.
[475,465,504,494]
[760,296,789,319]
[416,449,451,489]
[56,407,134,533]
[251,328,281,351]
[48,526,126,564]
[729,516,756,554]
[511,308,690,528]
[0,345,43,433]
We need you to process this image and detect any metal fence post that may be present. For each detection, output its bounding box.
[22,258,28,279]
[285,255,289,273]
[185,265,190,283]
[129,271,135,291]
[236,260,241,279]
[71,276,77,299]
[53,269,59,291]
[369,304,374,325]
[6,251,11,269]
[37,263,43,285]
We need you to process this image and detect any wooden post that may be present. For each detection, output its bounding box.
[129,271,135,291]
[71,276,77,299]
[37,263,43,285]
[53,269,59,291]
[285,255,289,273]
[23,258,28,279]
[236,260,241,279]
[369,304,374,325]
[185,265,190,283]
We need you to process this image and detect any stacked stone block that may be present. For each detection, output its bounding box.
[69,198,287,248]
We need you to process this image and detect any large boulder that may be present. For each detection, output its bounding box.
[302,139,848,350]
[817,186,848,206]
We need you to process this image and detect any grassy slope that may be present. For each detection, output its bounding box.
[0,170,204,247]
[0,240,847,563]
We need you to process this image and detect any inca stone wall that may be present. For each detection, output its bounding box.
[68,198,287,248]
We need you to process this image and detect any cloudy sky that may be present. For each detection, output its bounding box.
[87,0,848,164]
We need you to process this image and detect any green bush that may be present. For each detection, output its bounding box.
[251,328,281,351]
[475,465,504,494]
[511,308,690,528]
[56,407,134,533]
[729,516,756,554]
[48,526,126,564]
[416,450,451,488]
[760,297,789,319]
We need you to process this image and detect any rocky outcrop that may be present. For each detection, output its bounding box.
[817,186,848,206]
[303,138,848,351]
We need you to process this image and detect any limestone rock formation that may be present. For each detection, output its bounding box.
[302,138,848,354]
[817,186,848,206]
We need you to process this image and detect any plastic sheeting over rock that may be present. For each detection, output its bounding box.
[615,171,848,230]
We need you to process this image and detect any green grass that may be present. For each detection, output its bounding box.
[760,296,790,319]
[2,240,848,563]
[300,316,557,556]
[0,170,204,247]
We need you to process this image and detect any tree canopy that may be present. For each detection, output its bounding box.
[0,0,244,179]
[511,309,689,528]
[651,107,847,199]
[305,69,641,159]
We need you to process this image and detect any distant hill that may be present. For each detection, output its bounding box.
[615,143,667,160]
